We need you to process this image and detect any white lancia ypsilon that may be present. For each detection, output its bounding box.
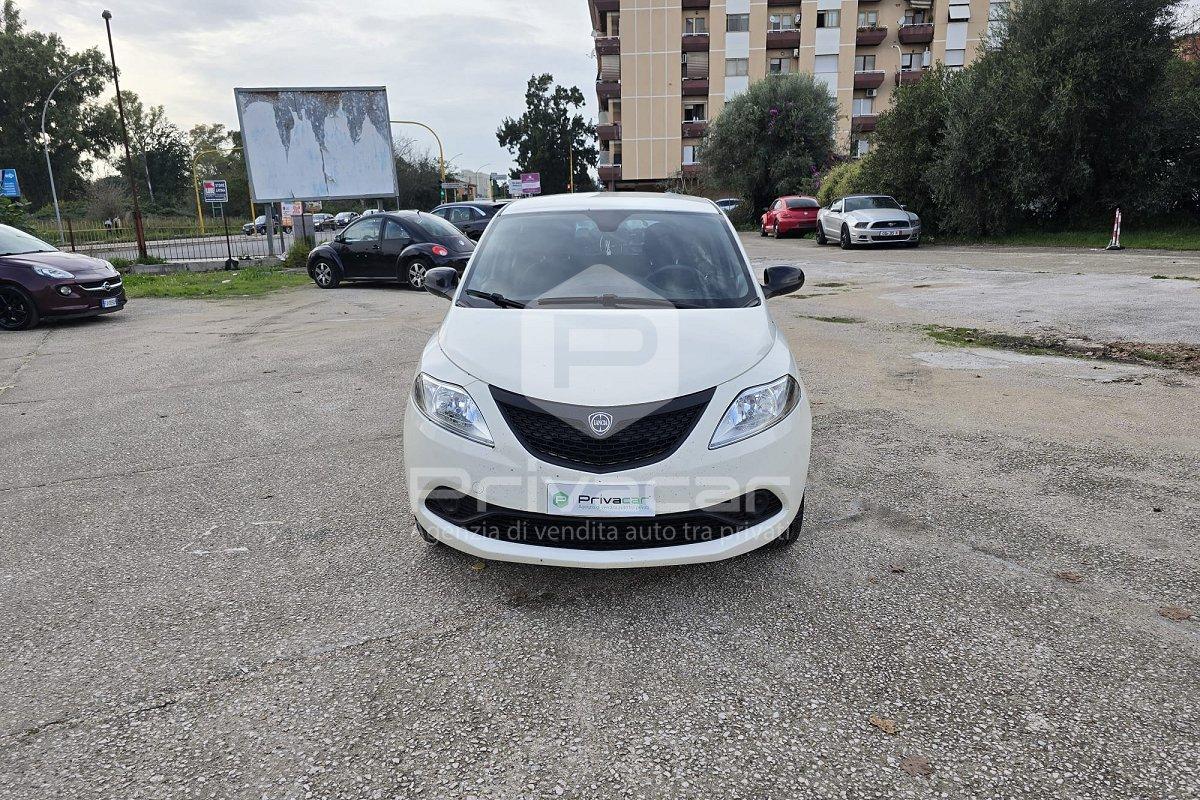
[403,193,812,568]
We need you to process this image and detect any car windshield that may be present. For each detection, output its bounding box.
[844,196,901,212]
[0,225,56,256]
[785,198,818,210]
[410,213,470,241]
[459,209,758,309]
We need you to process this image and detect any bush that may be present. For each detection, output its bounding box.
[0,198,34,233]
[816,161,865,207]
[281,240,311,269]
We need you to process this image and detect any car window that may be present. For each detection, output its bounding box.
[0,224,55,255]
[342,217,381,243]
[844,196,901,212]
[384,220,410,241]
[785,198,818,209]
[409,213,470,241]
[430,209,449,219]
[449,207,472,224]
[460,210,758,310]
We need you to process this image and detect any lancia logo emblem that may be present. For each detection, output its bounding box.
[587,411,613,437]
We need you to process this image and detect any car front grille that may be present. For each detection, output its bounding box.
[871,220,909,229]
[490,386,714,473]
[77,278,124,296]
[425,487,783,551]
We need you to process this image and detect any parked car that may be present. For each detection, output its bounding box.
[306,211,475,290]
[760,196,820,238]
[816,195,921,249]
[0,224,126,331]
[311,213,336,231]
[430,201,506,240]
[715,198,742,214]
[242,215,290,235]
[333,211,358,228]
[404,192,811,568]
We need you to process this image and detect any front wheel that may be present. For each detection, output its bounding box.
[815,224,828,246]
[0,285,39,331]
[770,499,805,547]
[839,225,853,250]
[406,257,431,290]
[311,259,340,289]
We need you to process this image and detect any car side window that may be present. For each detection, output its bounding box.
[431,209,449,219]
[384,220,411,242]
[831,202,843,213]
[342,217,381,243]
[449,207,472,224]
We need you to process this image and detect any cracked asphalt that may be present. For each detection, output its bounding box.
[1,238,1197,799]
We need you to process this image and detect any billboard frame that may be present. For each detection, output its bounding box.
[233,85,400,204]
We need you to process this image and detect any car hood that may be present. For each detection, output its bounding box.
[844,208,917,224]
[437,307,773,406]
[0,250,119,279]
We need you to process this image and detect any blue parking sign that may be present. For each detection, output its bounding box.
[0,169,19,198]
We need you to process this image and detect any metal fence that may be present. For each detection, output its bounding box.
[33,220,337,264]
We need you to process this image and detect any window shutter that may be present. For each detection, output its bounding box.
[687,52,710,79]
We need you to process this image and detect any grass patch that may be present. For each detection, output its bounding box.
[110,255,167,269]
[122,267,311,299]
[924,325,1200,373]
[944,224,1200,251]
[801,315,864,324]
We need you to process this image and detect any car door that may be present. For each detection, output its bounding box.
[769,200,785,229]
[336,216,383,278]
[380,218,414,280]
[823,200,844,235]
[445,206,474,238]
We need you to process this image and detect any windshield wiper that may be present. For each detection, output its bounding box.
[536,294,674,308]
[463,289,526,309]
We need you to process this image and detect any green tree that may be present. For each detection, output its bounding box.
[111,91,190,212]
[856,66,957,230]
[393,135,457,210]
[929,0,1181,235]
[497,74,597,194]
[699,73,838,215]
[815,160,865,208]
[189,123,251,219]
[0,0,117,206]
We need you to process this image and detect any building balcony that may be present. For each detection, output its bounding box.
[851,115,878,132]
[766,29,801,48]
[682,0,710,7]
[593,0,619,12]
[895,69,925,85]
[594,36,619,56]
[853,70,886,89]
[856,26,887,46]
[597,123,621,142]
[682,78,709,96]
[766,0,797,5]
[682,33,710,52]
[682,163,703,175]
[596,80,621,101]
[598,164,622,182]
[898,23,934,44]
[681,120,707,138]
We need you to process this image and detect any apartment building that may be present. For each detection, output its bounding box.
[589,0,1009,190]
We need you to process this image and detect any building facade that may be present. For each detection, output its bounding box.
[589,0,1008,190]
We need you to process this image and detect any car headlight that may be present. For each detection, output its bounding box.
[709,376,800,449]
[854,220,870,228]
[32,264,74,280]
[413,373,493,446]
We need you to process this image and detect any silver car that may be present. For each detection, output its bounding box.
[815,195,921,249]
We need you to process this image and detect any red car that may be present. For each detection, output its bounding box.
[760,196,821,238]
[0,224,127,331]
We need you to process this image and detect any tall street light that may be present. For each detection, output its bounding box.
[391,120,446,205]
[102,10,148,261]
[41,66,88,244]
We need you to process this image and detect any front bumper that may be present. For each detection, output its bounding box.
[35,279,127,320]
[404,380,812,569]
[851,226,920,244]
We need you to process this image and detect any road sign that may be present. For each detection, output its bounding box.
[1,169,19,198]
[202,179,229,203]
[521,172,542,196]
[441,181,467,190]
[508,178,524,197]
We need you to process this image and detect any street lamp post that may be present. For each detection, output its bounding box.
[469,163,490,200]
[391,120,446,204]
[102,10,148,261]
[40,66,88,245]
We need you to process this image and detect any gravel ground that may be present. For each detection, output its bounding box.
[0,240,1197,799]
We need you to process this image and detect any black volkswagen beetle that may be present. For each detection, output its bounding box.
[306,211,474,290]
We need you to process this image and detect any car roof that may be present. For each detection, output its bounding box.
[502,192,719,216]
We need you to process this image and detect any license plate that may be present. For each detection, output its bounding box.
[546,482,655,517]
[100,297,119,308]
[879,230,901,237]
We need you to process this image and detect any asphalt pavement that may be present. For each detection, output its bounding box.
[0,238,1197,799]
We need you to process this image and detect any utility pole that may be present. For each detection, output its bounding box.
[41,66,88,244]
[102,10,148,261]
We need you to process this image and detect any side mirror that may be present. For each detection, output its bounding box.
[900,203,908,210]
[424,266,459,301]
[762,265,805,299]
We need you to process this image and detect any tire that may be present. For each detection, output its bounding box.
[770,499,805,547]
[406,257,431,290]
[908,238,921,248]
[0,284,39,331]
[773,223,782,239]
[839,225,853,250]
[815,224,828,246]
[311,259,340,289]
[760,223,769,238]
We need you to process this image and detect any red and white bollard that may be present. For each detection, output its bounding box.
[1106,208,1124,251]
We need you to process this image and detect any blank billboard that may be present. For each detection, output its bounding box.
[234,87,398,202]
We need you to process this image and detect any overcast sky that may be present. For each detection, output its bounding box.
[23,0,599,179]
